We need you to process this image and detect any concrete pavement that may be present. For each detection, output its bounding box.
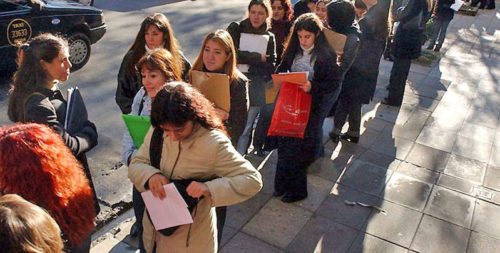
[91,4,500,253]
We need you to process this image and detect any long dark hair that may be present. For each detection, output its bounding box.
[246,0,273,27]
[127,13,183,76]
[151,82,226,134]
[8,33,68,122]
[271,0,293,22]
[326,0,355,34]
[281,13,335,65]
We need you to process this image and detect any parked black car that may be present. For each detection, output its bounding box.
[0,0,105,72]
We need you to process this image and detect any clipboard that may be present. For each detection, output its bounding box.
[271,72,308,88]
[64,87,88,135]
[190,70,231,112]
[122,114,151,148]
[237,33,270,73]
[323,28,347,55]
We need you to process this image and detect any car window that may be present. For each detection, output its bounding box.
[0,0,31,12]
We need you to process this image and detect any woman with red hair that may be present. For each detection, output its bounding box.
[271,0,293,64]
[0,123,96,252]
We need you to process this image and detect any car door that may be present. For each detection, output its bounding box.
[0,0,33,69]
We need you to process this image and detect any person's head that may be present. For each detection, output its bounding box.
[306,0,317,12]
[136,48,182,98]
[0,123,96,247]
[128,13,184,76]
[354,0,368,19]
[362,0,378,9]
[270,0,293,21]
[326,0,355,34]
[151,82,226,142]
[315,0,328,22]
[8,33,70,122]
[247,0,273,28]
[0,194,64,253]
[191,30,244,82]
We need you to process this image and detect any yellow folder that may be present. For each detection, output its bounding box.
[190,70,231,112]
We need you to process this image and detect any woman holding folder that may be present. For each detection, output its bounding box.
[122,48,182,253]
[7,34,100,232]
[227,0,277,155]
[116,13,191,114]
[273,13,342,203]
[128,82,262,253]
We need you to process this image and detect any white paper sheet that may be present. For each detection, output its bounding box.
[141,183,193,230]
[451,0,464,11]
[237,33,270,73]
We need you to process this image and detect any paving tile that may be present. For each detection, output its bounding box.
[220,232,284,253]
[443,154,487,184]
[490,145,500,167]
[484,165,500,192]
[362,117,391,132]
[308,154,349,183]
[258,159,277,195]
[453,135,493,163]
[357,150,401,171]
[348,232,408,253]
[391,109,430,141]
[383,172,433,211]
[316,184,381,230]
[226,191,272,230]
[365,200,422,247]
[467,231,500,253]
[339,159,392,196]
[287,215,359,253]
[437,173,480,196]
[242,198,312,249]
[406,143,451,172]
[471,200,500,239]
[369,132,414,160]
[396,161,440,185]
[424,186,475,228]
[91,237,134,253]
[324,138,367,157]
[220,226,238,248]
[411,215,470,253]
[375,104,402,123]
[465,108,499,129]
[407,83,447,100]
[416,125,457,152]
[357,128,380,148]
[291,175,334,212]
[458,123,496,145]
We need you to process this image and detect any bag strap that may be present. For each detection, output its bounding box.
[138,91,147,115]
[23,92,45,122]
[149,127,164,169]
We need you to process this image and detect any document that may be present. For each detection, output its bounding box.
[238,33,270,73]
[64,87,88,134]
[122,114,151,148]
[323,28,347,55]
[141,183,194,230]
[271,72,308,87]
[451,0,464,11]
[190,70,231,112]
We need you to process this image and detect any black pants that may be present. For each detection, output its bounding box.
[133,186,146,253]
[253,103,275,151]
[216,206,227,244]
[387,57,412,106]
[333,98,362,137]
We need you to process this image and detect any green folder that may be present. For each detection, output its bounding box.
[122,114,152,148]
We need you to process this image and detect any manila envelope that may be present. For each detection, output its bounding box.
[191,70,231,112]
[267,72,308,104]
[323,28,347,55]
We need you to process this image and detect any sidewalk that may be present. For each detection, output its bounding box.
[91,6,500,253]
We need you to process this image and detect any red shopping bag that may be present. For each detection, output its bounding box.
[267,81,312,139]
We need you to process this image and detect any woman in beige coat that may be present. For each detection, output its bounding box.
[128,82,263,253]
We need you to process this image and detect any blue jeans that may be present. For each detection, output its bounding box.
[237,106,260,154]
[428,18,451,49]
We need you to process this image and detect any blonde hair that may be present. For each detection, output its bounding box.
[0,194,64,253]
[190,30,246,82]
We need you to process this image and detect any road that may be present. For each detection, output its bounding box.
[0,0,251,212]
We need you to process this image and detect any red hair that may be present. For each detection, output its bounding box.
[0,123,95,247]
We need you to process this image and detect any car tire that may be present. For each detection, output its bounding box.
[68,32,91,71]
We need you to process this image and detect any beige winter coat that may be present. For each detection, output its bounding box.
[128,124,262,253]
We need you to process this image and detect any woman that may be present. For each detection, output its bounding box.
[116,13,191,114]
[0,123,96,252]
[128,82,262,253]
[122,48,181,253]
[315,0,328,24]
[426,0,455,52]
[0,194,64,253]
[274,13,342,203]
[270,0,294,64]
[330,0,391,143]
[293,0,317,20]
[383,0,429,106]
[7,33,99,216]
[227,0,277,155]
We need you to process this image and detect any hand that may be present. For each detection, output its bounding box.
[260,54,269,62]
[147,173,169,200]
[299,81,312,93]
[186,181,211,199]
[215,107,229,121]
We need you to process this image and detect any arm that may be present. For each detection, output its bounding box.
[25,95,97,156]
[311,53,343,95]
[251,33,277,79]
[227,78,249,142]
[203,133,263,207]
[339,33,360,77]
[116,51,139,114]
[227,22,264,65]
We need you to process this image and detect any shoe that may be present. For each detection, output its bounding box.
[340,133,359,143]
[381,98,400,107]
[434,47,441,52]
[273,190,285,197]
[329,132,340,142]
[130,221,139,238]
[281,194,307,203]
[426,45,434,50]
[256,149,268,157]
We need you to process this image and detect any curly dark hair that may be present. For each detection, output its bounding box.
[151,82,227,134]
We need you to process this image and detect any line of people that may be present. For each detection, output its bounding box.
[1,0,439,252]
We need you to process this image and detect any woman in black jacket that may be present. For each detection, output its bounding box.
[227,0,277,155]
[116,13,191,114]
[274,13,343,203]
[7,33,98,253]
[330,0,391,143]
[426,0,455,52]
